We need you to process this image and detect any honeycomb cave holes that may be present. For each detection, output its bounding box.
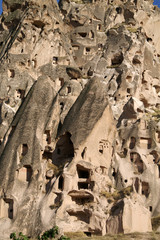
[59,78,64,87]
[134,177,139,193]
[84,47,91,55]
[142,182,150,198]
[15,89,25,99]
[60,102,64,112]
[8,69,15,78]
[112,168,117,178]
[78,32,87,38]
[132,55,141,65]
[111,52,124,66]
[89,30,94,39]
[126,76,132,83]
[53,57,58,65]
[87,68,93,77]
[116,7,122,14]
[32,20,45,29]
[44,130,51,144]
[67,86,71,94]
[147,37,152,43]
[97,24,102,31]
[28,60,31,67]
[129,137,136,149]
[99,140,108,154]
[150,150,159,164]
[99,145,103,154]
[58,175,64,191]
[32,59,37,68]
[72,45,79,51]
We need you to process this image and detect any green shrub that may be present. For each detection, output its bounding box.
[38,226,70,240]
[10,226,71,240]
[58,236,70,240]
[10,232,29,240]
[38,226,59,240]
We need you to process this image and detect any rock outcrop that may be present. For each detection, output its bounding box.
[0,0,160,238]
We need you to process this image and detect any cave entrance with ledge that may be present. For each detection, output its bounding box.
[18,143,28,158]
[130,152,144,173]
[69,190,94,205]
[52,132,74,166]
[77,165,93,190]
[17,165,32,182]
[0,198,14,219]
[139,138,152,149]
[77,165,90,179]
[78,182,89,190]
[129,137,136,149]
[67,209,90,224]
[22,144,28,156]
[17,144,28,164]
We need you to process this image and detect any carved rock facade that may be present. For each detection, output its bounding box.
[0,0,159,238]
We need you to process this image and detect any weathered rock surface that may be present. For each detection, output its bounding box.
[0,0,160,238]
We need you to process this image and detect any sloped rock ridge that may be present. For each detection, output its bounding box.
[0,0,160,238]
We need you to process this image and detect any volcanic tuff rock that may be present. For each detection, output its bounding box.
[0,0,160,238]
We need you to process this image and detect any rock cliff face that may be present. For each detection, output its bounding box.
[0,0,160,238]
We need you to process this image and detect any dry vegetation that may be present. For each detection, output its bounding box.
[100,186,133,203]
[64,232,160,240]
[152,216,160,231]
